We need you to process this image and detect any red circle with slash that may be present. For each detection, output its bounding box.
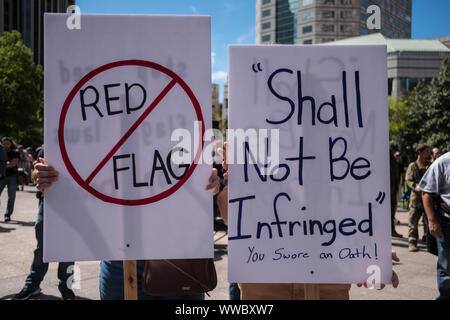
[58,60,205,206]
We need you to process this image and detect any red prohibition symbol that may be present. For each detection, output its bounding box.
[58,60,205,206]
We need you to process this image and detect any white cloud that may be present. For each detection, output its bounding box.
[211,52,216,65]
[189,6,198,13]
[212,71,227,82]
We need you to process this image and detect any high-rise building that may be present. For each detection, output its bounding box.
[0,0,75,66]
[256,0,412,45]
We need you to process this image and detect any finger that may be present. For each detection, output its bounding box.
[205,180,219,191]
[209,168,218,183]
[223,172,228,180]
[36,182,53,192]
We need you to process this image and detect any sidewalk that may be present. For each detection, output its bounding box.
[0,187,439,300]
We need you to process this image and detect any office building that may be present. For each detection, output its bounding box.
[0,0,75,66]
[330,33,450,96]
[256,0,412,45]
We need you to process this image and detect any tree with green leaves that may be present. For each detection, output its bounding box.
[0,30,43,148]
[398,56,450,160]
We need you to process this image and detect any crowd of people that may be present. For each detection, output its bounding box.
[1,139,449,301]
[0,137,43,223]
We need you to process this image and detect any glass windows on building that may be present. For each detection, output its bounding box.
[303,39,313,44]
[262,34,271,42]
[340,24,352,33]
[341,10,352,19]
[276,0,298,44]
[262,9,271,17]
[322,38,335,43]
[262,22,271,30]
[303,0,314,6]
[401,78,431,92]
[322,24,335,32]
[322,10,335,18]
[262,0,271,4]
[303,25,313,33]
[302,10,313,21]
[323,0,335,4]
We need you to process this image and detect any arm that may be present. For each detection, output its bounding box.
[422,192,443,239]
[7,157,18,168]
[217,185,228,224]
[405,163,419,192]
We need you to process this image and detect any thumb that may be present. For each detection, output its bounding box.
[39,157,45,164]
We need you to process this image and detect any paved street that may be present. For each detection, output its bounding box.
[0,186,439,300]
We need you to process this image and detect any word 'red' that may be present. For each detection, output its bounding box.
[79,82,147,121]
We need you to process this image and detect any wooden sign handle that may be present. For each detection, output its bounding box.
[123,260,138,300]
[304,284,320,300]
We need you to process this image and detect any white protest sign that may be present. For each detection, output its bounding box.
[44,14,212,262]
[228,45,392,284]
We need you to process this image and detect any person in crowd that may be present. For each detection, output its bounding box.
[390,148,402,238]
[28,157,220,300]
[12,152,76,300]
[26,147,34,183]
[0,137,20,222]
[431,147,441,163]
[0,143,6,181]
[405,144,431,252]
[419,151,450,300]
[16,145,29,191]
[207,143,399,300]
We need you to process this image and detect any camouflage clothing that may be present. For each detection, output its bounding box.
[405,160,429,209]
[405,160,429,245]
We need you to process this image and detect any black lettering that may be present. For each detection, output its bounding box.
[329,136,350,181]
[113,154,130,190]
[318,95,338,127]
[150,150,171,186]
[104,83,123,116]
[132,153,148,188]
[286,137,316,185]
[166,147,190,180]
[80,86,103,121]
[266,68,295,124]
[350,157,371,180]
[338,218,357,236]
[126,83,147,114]
[228,196,255,241]
[297,70,316,126]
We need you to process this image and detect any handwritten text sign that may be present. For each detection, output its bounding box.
[44,14,212,262]
[228,45,391,284]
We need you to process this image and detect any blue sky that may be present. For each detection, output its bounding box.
[77,0,450,102]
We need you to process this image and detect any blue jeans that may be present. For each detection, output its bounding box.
[24,202,74,293]
[0,175,17,216]
[229,282,241,300]
[99,260,205,300]
[437,215,450,300]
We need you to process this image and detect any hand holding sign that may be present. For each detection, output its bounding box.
[34,159,59,193]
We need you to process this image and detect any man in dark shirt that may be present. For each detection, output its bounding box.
[0,144,6,180]
[0,137,19,222]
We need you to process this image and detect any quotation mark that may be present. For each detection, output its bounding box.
[252,63,262,73]
[375,191,386,204]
